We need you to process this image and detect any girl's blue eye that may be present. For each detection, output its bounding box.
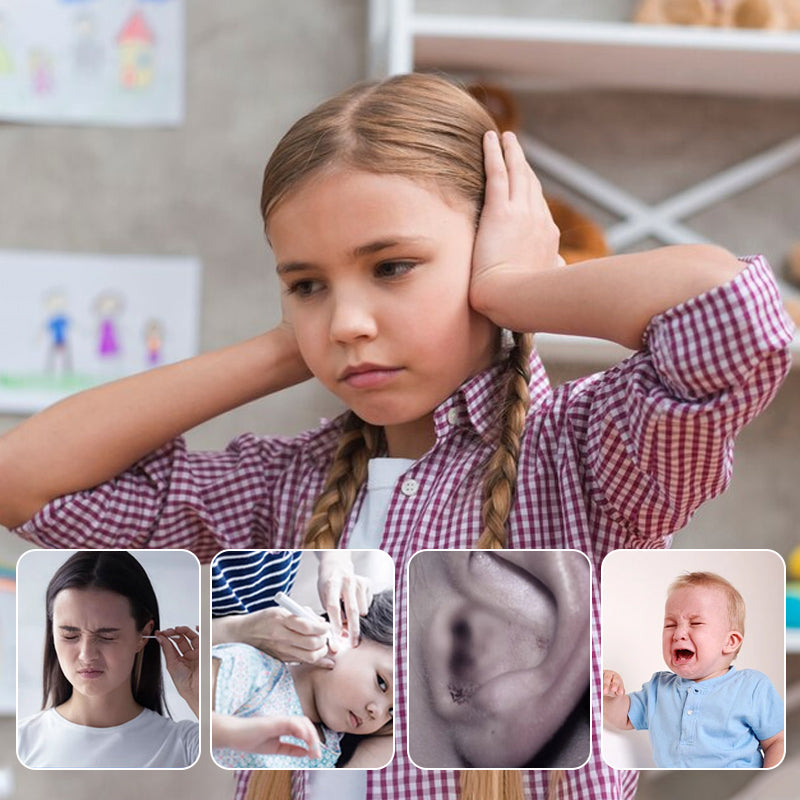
[375,261,415,279]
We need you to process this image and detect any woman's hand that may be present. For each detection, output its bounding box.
[157,626,200,718]
[316,551,373,647]
[213,608,334,668]
[212,712,322,760]
[470,130,561,328]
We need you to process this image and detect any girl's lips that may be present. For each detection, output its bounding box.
[349,711,362,729]
[340,365,403,390]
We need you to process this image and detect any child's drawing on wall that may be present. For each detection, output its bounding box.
[144,319,164,367]
[1,250,199,414]
[93,291,124,362]
[42,290,72,377]
[117,11,155,90]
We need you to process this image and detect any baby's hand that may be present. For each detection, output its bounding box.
[470,130,561,328]
[603,669,626,697]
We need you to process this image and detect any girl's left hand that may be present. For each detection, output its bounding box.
[470,131,562,328]
[157,626,200,718]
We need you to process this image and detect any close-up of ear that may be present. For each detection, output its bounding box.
[408,550,591,769]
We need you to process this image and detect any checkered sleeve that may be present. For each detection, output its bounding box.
[13,432,302,561]
[575,255,793,540]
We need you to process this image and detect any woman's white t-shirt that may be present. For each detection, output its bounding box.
[17,707,199,768]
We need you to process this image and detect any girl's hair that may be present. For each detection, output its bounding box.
[251,71,550,800]
[42,551,166,716]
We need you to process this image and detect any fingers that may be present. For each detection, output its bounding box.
[320,576,345,641]
[483,130,509,209]
[156,626,199,659]
[279,716,322,761]
[603,670,624,696]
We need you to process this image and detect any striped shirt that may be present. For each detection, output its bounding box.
[211,549,301,616]
[15,257,793,800]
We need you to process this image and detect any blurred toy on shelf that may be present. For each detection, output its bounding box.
[788,545,800,629]
[633,0,800,29]
[468,83,611,265]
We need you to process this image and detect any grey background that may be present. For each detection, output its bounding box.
[0,1,798,798]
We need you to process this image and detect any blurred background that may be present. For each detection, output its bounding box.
[1,1,798,797]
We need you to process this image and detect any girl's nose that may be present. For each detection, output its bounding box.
[329,290,378,344]
[367,698,392,722]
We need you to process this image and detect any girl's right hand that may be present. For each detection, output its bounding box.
[213,713,322,760]
[603,669,626,697]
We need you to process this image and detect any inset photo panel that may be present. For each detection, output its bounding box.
[16,548,201,769]
[407,549,591,770]
[601,549,785,770]
[210,549,395,772]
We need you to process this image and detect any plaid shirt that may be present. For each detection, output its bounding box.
[16,256,793,799]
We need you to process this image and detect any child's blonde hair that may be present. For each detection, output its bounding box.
[668,571,746,657]
[248,72,560,800]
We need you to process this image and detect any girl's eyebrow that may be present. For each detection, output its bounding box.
[275,235,434,274]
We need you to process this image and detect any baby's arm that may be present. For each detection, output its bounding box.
[0,326,309,529]
[602,670,634,731]
[760,730,784,768]
[470,132,744,350]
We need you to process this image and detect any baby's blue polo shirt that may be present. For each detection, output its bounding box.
[627,666,784,768]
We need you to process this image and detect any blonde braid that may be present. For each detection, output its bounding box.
[302,412,383,548]
[475,331,533,549]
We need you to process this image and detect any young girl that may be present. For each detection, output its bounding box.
[17,551,199,768]
[212,589,393,770]
[0,73,793,798]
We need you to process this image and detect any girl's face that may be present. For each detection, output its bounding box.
[51,587,149,703]
[310,638,393,736]
[269,169,498,456]
[408,550,591,768]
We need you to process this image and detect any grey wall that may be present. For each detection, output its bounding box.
[0,1,798,798]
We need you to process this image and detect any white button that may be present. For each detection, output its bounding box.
[446,408,459,425]
[686,710,693,715]
[401,479,419,497]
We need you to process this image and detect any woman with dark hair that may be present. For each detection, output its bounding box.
[17,551,199,768]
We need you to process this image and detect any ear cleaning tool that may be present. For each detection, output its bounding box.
[274,591,332,650]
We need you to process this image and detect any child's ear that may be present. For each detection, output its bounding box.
[722,630,743,655]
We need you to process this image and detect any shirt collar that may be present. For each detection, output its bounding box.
[433,344,551,445]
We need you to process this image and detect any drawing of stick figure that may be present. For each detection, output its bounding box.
[143,319,164,367]
[43,290,72,376]
[93,292,124,361]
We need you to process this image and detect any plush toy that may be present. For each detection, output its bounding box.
[634,0,800,28]
[468,83,612,264]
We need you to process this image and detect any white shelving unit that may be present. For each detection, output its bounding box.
[369,0,800,368]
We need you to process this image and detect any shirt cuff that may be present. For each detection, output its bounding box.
[643,255,794,401]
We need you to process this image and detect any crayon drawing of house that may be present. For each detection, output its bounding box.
[117,11,155,89]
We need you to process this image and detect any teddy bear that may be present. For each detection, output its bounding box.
[633,0,800,28]
[467,83,611,265]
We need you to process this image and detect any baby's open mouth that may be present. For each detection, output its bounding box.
[673,648,695,664]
